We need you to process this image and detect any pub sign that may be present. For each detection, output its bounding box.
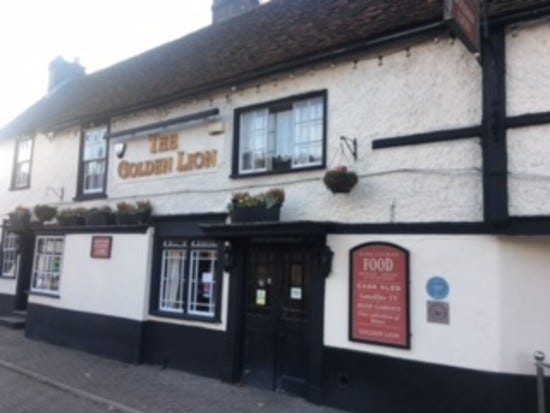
[349,242,410,349]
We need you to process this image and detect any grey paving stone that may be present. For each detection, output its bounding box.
[0,329,344,413]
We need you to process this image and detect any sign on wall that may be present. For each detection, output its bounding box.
[349,242,410,349]
[444,0,481,54]
[91,236,112,259]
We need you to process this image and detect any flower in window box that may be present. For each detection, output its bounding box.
[33,204,57,223]
[115,200,152,225]
[84,206,115,226]
[323,166,358,194]
[228,188,285,222]
[8,206,31,227]
[57,208,87,226]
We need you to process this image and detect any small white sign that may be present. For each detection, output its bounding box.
[202,272,213,283]
[290,287,302,300]
[256,289,266,306]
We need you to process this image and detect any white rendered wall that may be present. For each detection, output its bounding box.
[29,231,153,321]
[325,234,550,375]
[103,37,483,222]
[506,21,550,216]
[506,20,550,117]
[498,237,550,374]
[27,230,229,331]
[508,124,550,215]
[0,129,80,219]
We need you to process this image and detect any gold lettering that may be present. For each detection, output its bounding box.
[118,161,130,179]
[204,150,217,168]
[149,136,158,154]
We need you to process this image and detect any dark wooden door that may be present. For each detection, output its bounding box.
[242,245,312,395]
[14,232,34,311]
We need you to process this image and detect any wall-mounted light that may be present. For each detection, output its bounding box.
[321,246,334,278]
[222,243,234,272]
[114,142,127,158]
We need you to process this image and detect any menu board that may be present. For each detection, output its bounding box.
[350,243,410,348]
[91,236,112,259]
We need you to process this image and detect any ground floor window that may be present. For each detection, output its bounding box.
[157,239,218,319]
[31,236,64,295]
[1,232,19,277]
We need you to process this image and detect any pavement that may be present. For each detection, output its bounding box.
[0,328,344,413]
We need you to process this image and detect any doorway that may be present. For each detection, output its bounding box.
[241,244,314,395]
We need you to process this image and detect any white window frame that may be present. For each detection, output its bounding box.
[1,232,19,278]
[157,239,218,319]
[12,137,33,189]
[31,236,64,295]
[81,125,108,195]
[238,94,325,175]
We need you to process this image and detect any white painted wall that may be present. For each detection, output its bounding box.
[498,237,550,374]
[325,234,550,375]
[0,35,482,223]
[29,231,153,321]
[508,124,550,216]
[27,230,229,331]
[506,20,550,117]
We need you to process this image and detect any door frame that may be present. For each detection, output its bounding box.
[229,236,326,402]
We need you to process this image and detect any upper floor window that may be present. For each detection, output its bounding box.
[11,137,33,189]
[79,125,108,197]
[234,92,326,176]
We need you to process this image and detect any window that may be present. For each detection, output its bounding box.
[11,137,33,189]
[80,125,108,195]
[31,236,64,295]
[157,239,218,318]
[1,232,19,277]
[236,92,326,175]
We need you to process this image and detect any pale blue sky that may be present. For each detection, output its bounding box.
[0,0,212,128]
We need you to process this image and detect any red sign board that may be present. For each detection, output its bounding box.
[444,0,480,54]
[350,243,410,348]
[91,236,112,259]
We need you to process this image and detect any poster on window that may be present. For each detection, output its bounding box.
[349,242,410,349]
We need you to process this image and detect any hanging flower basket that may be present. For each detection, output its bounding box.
[323,166,358,194]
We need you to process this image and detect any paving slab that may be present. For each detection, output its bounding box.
[0,328,345,413]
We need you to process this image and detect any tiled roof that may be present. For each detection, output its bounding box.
[1,0,547,138]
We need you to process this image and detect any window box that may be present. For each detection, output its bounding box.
[271,156,292,172]
[116,213,146,225]
[85,211,115,226]
[8,207,31,227]
[230,205,281,223]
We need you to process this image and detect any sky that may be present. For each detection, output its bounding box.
[0,0,212,129]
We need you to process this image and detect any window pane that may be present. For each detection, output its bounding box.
[83,160,105,193]
[187,244,217,317]
[17,139,33,162]
[31,236,63,294]
[240,110,268,173]
[159,245,187,312]
[1,232,19,277]
[293,97,324,166]
[83,127,107,161]
[14,161,30,188]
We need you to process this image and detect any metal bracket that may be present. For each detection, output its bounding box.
[340,136,358,161]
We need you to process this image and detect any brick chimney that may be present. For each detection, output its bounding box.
[48,56,85,94]
[212,0,260,24]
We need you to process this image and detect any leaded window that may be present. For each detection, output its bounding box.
[158,240,218,318]
[237,93,325,175]
[31,236,64,294]
[1,232,19,277]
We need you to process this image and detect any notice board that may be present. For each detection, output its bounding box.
[349,242,410,348]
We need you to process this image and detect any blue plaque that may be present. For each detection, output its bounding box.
[426,277,449,300]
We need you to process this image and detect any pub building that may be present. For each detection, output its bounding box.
[0,1,549,411]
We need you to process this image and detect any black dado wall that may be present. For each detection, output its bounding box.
[323,347,547,413]
[26,303,143,363]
